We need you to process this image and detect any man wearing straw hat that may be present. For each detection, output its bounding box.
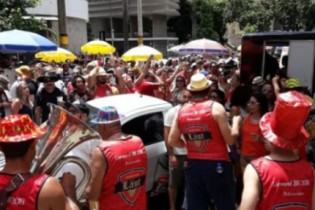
[88,67,113,99]
[169,73,242,210]
[85,106,148,210]
[239,91,315,210]
[0,114,78,210]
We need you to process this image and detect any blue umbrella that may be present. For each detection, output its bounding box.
[0,29,57,53]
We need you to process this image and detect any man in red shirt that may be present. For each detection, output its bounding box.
[85,106,148,210]
[239,91,315,210]
[135,72,161,97]
[134,55,162,97]
[169,73,241,210]
[88,67,113,99]
[0,114,78,210]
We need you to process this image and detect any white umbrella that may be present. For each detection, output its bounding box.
[122,45,163,61]
[167,44,185,54]
[179,38,228,55]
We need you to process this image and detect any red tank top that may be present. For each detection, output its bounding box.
[99,135,148,210]
[91,83,113,99]
[0,174,48,210]
[241,114,268,157]
[251,157,314,210]
[177,100,230,161]
[125,86,135,93]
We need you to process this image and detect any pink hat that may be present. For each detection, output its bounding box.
[259,91,311,150]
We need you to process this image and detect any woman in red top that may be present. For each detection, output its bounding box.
[240,92,269,172]
[155,67,182,102]
[155,69,172,101]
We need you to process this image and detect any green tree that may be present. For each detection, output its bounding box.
[270,0,315,31]
[210,0,227,43]
[224,0,272,32]
[224,0,315,32]
[195,0,227,43]
[167,0,193,43]
[0,0,51,33]
[168,0,227,43]
[195,0,216,39]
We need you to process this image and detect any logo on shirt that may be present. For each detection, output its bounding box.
[273,202,308,209]
[115,168,146,206]
[183,125,212,153]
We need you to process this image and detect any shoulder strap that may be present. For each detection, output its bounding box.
[0,173,32,210]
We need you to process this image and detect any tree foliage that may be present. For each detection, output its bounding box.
[195,0,216,39]
[0,0,50,33]
[195,0,227,42]
[224,0,315,32]
[169,0,315,45]
[210,0,227,43]
[168,0,227,43]
[167,0,193,43]
[271,0,315,31]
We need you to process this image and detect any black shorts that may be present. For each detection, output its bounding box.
[185,160,236,210]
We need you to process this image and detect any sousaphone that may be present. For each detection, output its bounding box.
[31,104,100,199]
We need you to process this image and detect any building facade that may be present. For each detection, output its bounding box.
[88,0,180,55]
[26,0,89,53]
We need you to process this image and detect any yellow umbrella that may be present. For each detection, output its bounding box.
[122,45,163,61]
[81,40,116,55]
[35,47,77,63]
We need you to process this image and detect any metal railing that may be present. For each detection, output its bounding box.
[103,32,177,39]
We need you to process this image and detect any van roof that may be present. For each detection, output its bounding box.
[243,31,315,41]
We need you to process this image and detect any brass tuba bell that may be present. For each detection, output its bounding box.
[31,104,100,199]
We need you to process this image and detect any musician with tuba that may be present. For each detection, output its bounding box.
[55,102,101,195]
[0,114,79,210]
[85,106,148,210]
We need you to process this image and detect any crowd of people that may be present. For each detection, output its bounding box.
[0,51,315,210]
